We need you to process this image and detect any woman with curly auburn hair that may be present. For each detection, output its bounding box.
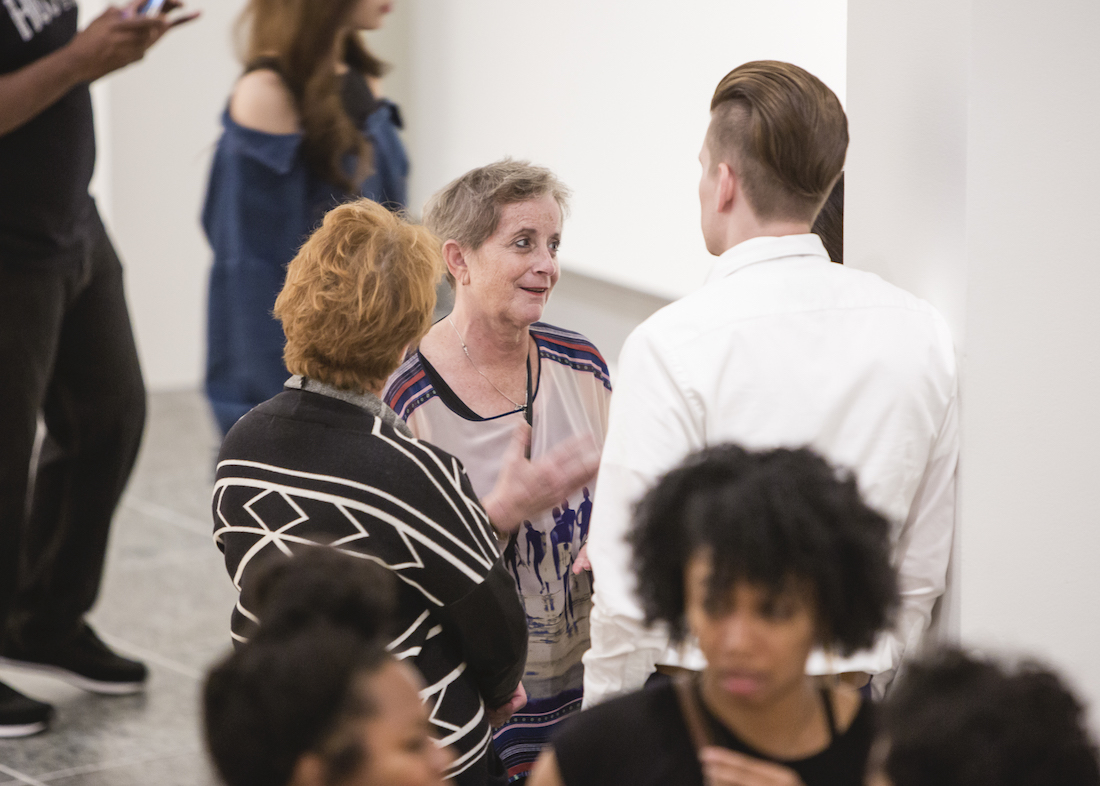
[212,200,598,786]
[529,445,899,786]
[274,200,438,394]
[203,0,408,436]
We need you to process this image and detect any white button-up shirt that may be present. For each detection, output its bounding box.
[583,234,958,706]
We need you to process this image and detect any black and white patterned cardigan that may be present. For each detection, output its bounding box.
[212,377,527,785]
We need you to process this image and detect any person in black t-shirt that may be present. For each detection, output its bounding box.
[0,0,197,738]
[529,446,900,786]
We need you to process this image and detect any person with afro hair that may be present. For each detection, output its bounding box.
[869,647,1100,786]
[531,444,899,786]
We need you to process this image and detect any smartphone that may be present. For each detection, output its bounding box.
[138,0,167,15]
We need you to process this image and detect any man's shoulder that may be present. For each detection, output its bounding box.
[829,263,945,314]
[633,260,951,340]
[827,265,957,358]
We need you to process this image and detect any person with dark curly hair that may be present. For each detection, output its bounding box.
[868,648,1100,786]
[529,445,899,786]
[204,547,453,786]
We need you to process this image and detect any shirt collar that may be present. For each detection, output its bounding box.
[285,375,413,437]
[704,234,830,284]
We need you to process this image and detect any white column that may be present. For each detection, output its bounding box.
[101,0,247,390]
[846,0,971,636]
[847,0,1100,726]
[961,0,1100,716]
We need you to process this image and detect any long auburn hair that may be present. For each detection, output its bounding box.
[238,0,386,193]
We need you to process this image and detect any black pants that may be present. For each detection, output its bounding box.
[0,217,145,652]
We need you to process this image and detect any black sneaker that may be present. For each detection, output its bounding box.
[0,625,147,695]
[0,681,52,737]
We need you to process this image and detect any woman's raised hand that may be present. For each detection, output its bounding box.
[699,747,806,786]
[481,423,600,533]
[571,543,592,574]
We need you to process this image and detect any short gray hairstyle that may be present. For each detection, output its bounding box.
[424,159,571,286]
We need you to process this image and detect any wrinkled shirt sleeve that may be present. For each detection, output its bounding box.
[582,324,704,707]
[874,379,958,694]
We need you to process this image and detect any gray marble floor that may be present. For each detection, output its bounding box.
[0,391,235,786]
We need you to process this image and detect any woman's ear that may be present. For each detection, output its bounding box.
[442,239,471,287]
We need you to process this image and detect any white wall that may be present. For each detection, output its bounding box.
[845,0,971,641]
[95,0,844,389]
[962,0,1100,720]
[402,0,846,300]
[844,2,970,344]
[88,2,411,392]
[848,0,1100,727]
[86,0,246,391]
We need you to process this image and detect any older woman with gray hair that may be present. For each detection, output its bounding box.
[385,160,611,782]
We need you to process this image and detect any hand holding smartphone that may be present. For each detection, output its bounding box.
[137,0,168,15]
[117,0,200,32]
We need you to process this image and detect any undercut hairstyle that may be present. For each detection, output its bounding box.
[629,445,898,653]
[274,198,442,393]
[708,60,848,223]
[204,548,398,786]
[424,159,571,286]
[238,0,384,193]
[879,648,1100,786]
[811,172,844,264]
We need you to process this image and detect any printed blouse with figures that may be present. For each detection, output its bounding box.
[385,322,611,782]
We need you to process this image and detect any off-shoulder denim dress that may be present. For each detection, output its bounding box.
[202,76,407,435]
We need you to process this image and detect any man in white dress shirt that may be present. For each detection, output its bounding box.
[582,60,958,705]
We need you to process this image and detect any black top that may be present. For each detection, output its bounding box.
[0,0,97,269]
[213,380,526,786]
[553,682,874,786]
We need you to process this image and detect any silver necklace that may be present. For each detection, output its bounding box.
[448,317,527,411]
